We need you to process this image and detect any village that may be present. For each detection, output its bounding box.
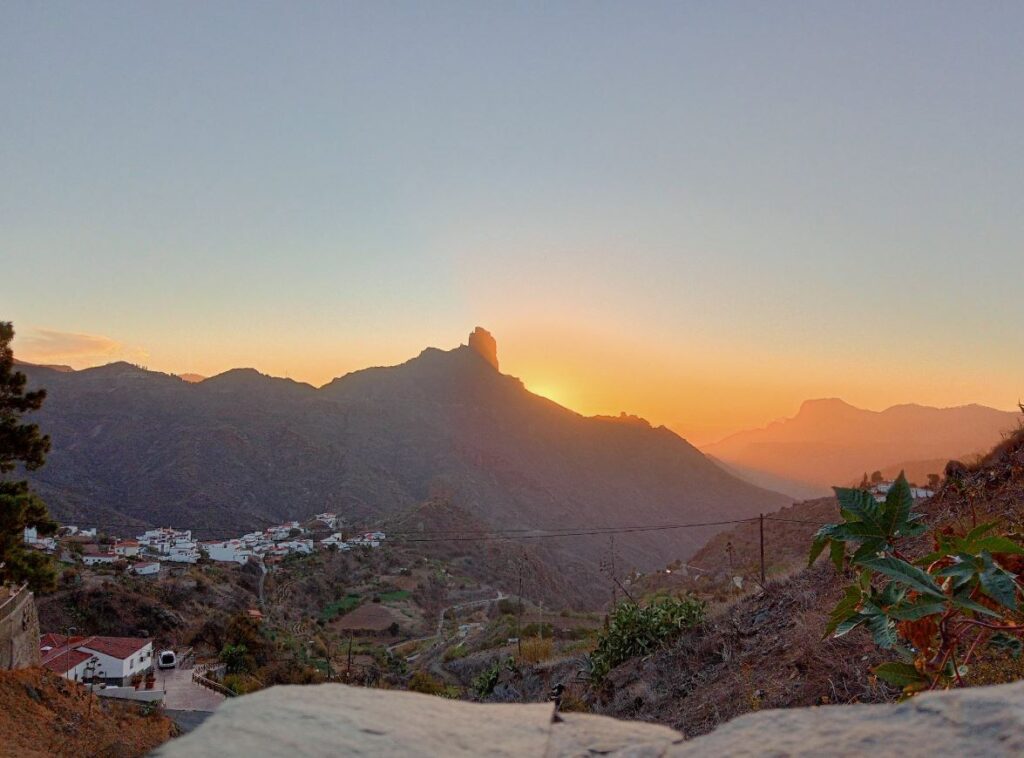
[22,512,387,574]
[13,512,391,711]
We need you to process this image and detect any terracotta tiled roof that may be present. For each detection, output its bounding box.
[41,647,93,674]
[78,636,151,659]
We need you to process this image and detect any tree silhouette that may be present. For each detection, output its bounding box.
[0,322,57,591]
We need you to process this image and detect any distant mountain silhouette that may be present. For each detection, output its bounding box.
[703,398,1020,497]
[19,329,789,587]
[13,358,75,373]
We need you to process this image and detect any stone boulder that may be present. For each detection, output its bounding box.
[156,680,1024,757]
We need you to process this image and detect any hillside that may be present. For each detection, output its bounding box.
[704,398,1018,497]
[0,667,175,756]
[19,329,790,592]
[599,431,1024,735]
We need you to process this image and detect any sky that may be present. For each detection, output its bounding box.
[4,2,1024,445]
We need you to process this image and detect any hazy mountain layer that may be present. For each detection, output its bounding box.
[704,398,1019,496]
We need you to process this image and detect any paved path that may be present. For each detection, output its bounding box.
[159,666,226,712]
[165,709,215,734]
[435,591,505,638]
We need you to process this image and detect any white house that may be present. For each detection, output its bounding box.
[40,634,154,685]
[276,539,314,555]
[320,533,350,550]
[130,561,161,576]
[40,635,94,682]
[203,540,254,565]
[314,513,339,529]
[113,540,141,558]
[869,482,935,503]
[164,545,199,564]
[78,637,154,685]
[23,526,37,543]
[82,552,119,567]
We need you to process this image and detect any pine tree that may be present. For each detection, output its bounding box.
[0,322,57,591]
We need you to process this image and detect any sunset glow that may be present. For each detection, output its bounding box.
[5,4,1024,444]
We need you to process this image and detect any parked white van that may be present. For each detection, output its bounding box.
[157,650,177,669]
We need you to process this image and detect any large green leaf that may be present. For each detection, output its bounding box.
[972,536,1024,556]
[959,521,999,550]
[882,473,914,536]
[851,540,885,564]
[824,584,863,637]
[833,615,868,637]
[857,556,946,599]
[951,591,1002,618]
[875,580,906,608]
[873,661,928,687]
[829,539,845,572]
[979,557,1019,611]
[835,486,882,525]
[865,609,898,648]
[831,521,888,541]
[887,599,946,621]
[935,558,980,590]
[808,534,830,567]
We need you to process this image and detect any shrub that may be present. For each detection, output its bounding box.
[520,622,553,638]
[589,595,706,680]
[223,673,261,695]
[472,656,516,698]
[519,636,553,664]
[442,643,468,662]
[810,473,1024,695]
[407,671,446,695]
[219,643,249,674]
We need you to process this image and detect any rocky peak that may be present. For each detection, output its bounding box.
[467,327,499,370]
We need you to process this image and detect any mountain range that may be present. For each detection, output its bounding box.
[703,398,1021,498]
[18,328,790,586]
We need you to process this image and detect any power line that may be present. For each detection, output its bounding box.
[390,519,759,543]
[763,517,829,526]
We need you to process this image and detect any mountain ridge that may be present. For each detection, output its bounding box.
[19,329,790,602]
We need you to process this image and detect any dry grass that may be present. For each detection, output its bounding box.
[518,636,554,664]
[0,668,175,757]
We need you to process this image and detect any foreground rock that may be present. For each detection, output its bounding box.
[157,680,1024,757]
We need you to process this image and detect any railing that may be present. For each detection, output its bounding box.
[191,665,235,697]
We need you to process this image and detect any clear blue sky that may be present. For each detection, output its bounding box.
[4,2,1023,442]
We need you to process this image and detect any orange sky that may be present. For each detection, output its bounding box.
[6,5,1024,447]
[13,322,1021,447]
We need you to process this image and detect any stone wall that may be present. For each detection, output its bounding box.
[0,584,41,670]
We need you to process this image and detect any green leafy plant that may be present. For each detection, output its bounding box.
[589,595,705,681]
[472,656,516,698]
[810,473,1024,695]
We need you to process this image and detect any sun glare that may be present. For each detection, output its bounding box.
[527,383,568,407]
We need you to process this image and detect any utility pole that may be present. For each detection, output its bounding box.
[64,625,77,683]
[516,554,524,657]
[759,513,766,584]
[610,534,617,607]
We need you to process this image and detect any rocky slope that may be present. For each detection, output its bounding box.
[0,667,176,757]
